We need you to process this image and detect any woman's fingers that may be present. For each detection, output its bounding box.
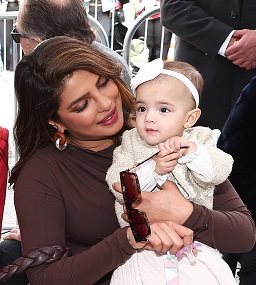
[146,223,174,252]
[126,227,148,250]
[112,182,122,193]
[145,222,193,254]
[171,222,193,247]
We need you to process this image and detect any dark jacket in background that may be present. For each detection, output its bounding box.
[217,75,256,285]
[160,0,256,129]
[217,75,256,223]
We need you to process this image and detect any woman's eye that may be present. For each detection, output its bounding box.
[137,106,146,112]
[99,77,109,88]
[76,101,89,113]
[160,107,170,113]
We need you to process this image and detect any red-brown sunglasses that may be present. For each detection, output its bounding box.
[120,170,151,242]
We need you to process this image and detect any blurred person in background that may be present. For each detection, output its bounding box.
[218,75,256,285]
[136,0,172,61]
[161,0,256,130]
[11,0,131,84]
[0,0,19,71]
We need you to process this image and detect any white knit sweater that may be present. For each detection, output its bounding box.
[106,126,235,285]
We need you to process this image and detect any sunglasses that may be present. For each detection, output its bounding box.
[11,28,29,43]
[120,170,151,242]
[120,146,190,242]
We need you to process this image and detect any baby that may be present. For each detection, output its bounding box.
[106,59,236,285]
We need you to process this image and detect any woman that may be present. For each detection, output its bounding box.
[10,36,255,284]
[10,36,191,284]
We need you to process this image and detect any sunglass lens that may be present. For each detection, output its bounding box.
[120,171,141,203]
[13,35,20,43]
[11,28,21,43]
[128,209,151,242]
[11,33,18,43]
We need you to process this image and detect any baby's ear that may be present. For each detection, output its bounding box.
[184,108,201,128]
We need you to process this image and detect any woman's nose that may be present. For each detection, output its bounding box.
[97,94,112,112]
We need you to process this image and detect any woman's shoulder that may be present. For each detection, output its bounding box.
[14,144,62,194]
[27,142,60,161]
[17,143,61,176]
[18,142,116,179]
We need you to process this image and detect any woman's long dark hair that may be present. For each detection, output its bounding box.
[9,36,135,185]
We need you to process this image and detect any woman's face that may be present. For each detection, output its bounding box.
[54,70,124,151]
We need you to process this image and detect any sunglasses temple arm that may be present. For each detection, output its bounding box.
[129,151,159,171]
[129,145,190,171]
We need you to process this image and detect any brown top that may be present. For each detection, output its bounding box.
[14,142,255,284]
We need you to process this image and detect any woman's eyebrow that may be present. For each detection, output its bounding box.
[68,94,87,110]
[67,75,101,109]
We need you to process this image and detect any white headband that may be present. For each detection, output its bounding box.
[131,58,199,107]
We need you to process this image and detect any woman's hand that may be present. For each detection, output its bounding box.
[145,221,193,254]
[113,180,194,225]
[127,221,193,255]
[137,181,194,224]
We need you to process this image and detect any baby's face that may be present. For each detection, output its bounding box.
[135,79,192,146]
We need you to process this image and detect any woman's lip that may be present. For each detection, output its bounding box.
[98,108,118,126]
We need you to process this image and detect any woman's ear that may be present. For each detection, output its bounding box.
[48,120,65,133]
[184,108,201,128]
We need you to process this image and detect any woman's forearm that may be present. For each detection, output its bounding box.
[184,180,256,252]
[138,179,255,253]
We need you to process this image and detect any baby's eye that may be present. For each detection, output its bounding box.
[137,106,146,112]
[160,107,170,113]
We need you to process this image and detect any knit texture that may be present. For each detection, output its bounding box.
[106,127,235,285]
[178,243,237,285]
[110,243,237,285]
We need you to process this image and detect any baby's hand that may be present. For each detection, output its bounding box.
[159,137,190,155]
[155,137,195,175]
[154,149,181,175]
